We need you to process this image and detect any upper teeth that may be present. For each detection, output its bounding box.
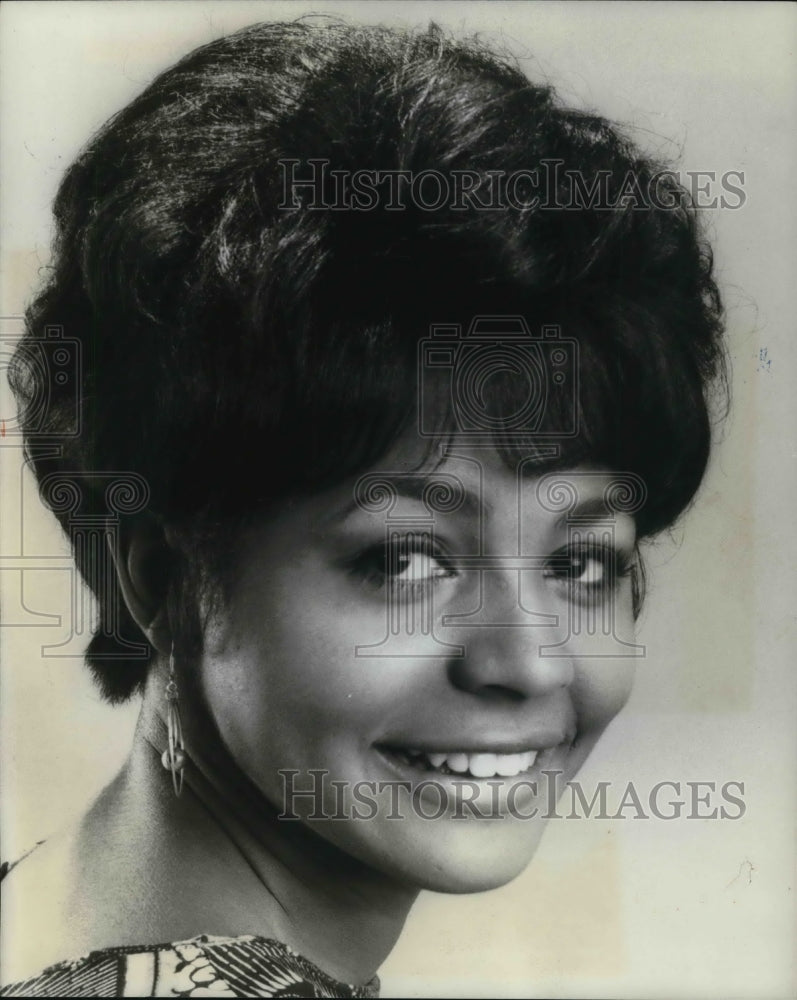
[412,749,538,778]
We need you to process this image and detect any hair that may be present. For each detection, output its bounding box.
[9,18,726,702]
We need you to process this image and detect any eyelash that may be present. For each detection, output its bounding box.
[347,535,456,600]
[347,537,634,602]
[542,541,635,603]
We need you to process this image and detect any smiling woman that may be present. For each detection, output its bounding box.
[1,14,727,999]
[196,449,640,897]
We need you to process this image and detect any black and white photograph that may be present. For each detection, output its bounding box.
[1,2,795,997]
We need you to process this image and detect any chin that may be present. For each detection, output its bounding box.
[418,857,533,895]
[362,817,549,894]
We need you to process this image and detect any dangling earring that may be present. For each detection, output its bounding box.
[161,642,186,796]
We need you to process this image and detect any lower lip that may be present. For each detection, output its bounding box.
[374,746,565,819]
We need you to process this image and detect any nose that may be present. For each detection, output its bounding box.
[446,570,575,700]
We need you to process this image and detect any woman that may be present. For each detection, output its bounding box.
[1,18,725,998]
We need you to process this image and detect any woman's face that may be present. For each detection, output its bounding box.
[199,437,638,892]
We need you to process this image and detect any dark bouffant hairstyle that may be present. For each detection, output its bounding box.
[9,19,726,702]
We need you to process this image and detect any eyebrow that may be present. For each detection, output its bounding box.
[554,497,636,531]
[331,480,634,528]
[326,478,486,524]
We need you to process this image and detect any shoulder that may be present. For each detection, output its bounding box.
[0,935,381,998]
[0,830,82,984]
[0,778,156,984]
[1,766,189,982]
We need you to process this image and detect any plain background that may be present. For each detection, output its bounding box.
[1,2,795,997]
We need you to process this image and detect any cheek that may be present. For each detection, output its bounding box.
[571,598,637,729]
[198,591,380,769]
[572,659,636,731]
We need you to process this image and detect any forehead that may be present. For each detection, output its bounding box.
[316,431,640,532]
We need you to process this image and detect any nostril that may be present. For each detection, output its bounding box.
[447,646,575,699]
[476,684,527,703]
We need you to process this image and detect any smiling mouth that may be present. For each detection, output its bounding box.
[379,747,543,779]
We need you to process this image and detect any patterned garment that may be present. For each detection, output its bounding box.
[0,935,380,998]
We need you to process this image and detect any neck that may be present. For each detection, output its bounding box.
[121,675,418,985]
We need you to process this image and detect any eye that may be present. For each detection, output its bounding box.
[347,534,457,598]
[543,541,633,599]
[392,550,449,583]
[563,551,607,585]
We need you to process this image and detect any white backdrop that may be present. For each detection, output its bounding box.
[1,2,795,997]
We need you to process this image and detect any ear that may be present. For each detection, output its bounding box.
[107,514,176,656]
